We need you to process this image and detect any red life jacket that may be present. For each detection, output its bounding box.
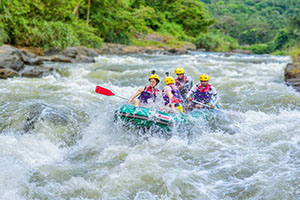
[197,84,211,93]
[175,75,187,86]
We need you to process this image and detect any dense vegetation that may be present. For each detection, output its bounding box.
[199,0,300,54]
[0,0,300,54]
[0,0,214,49]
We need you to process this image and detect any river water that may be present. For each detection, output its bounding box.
[1,52,300,200]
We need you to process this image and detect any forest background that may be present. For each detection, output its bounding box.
[1,0,300,57]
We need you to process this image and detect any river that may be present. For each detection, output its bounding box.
[1,52,300,199]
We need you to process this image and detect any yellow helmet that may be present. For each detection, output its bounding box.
[175,67,185,74]
[148,70,160,83]
[199,73,209,81]
[164,76,175,85]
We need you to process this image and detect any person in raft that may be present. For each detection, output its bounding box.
[174,67,193,103]
[186,73,219,109]
[128,70,160,107]
[162,72,183,113]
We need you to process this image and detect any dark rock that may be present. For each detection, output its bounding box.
[44,47,61,56]
[41,46,98,63]
[21,66,54,78]
[284,63,300,81]
[167,48,188,54]
[24,103,69,133]
[0,68,19,79]
[0,45,56,78]
[77,55,95,63]
[62,47,78,58]
[0,45,25,71]
[224,52,233,57]
[76,47,99,57]
[183,43,197,51]
[287,79,300,87]
[62,46,98,58]
[284,61,300,92]
[230,49,253,54]
[40,54,95,63]
[23,103,83,146]
[20,50,43,66]
[40,55,73,63]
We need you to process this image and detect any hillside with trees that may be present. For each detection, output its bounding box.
[0,0,300,55]
[0,0,214,49]
[199,0,300,54]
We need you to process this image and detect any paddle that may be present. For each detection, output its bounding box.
[191,99,223,112]
[95,86,128,100]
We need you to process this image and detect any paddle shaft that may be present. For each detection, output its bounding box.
[114,94,129,101]
[191,100,223,112]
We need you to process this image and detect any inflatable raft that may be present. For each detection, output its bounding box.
[114,104,219,131]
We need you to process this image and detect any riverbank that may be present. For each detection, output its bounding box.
[0,44,253,79]
[284,53,300,92]
[0,43,196,79]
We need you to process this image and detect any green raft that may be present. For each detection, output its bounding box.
[114,104,219,131]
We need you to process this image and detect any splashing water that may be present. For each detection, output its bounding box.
[1,52,300,199]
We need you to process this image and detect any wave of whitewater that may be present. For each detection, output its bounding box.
[1,52,300,199]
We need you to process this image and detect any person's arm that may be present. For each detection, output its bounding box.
[165,90,175,108]
[210,86,219,107]
[188,78,193,90]
[165,90,173,101]
[180,81,188,91]
[182,78,194,94]
[182,77,192,88]
[128,87,144,103]
[187,85,196,100]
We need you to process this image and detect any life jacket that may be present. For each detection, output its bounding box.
[163,84,182,105]
[138,86,159,104]
[175,75,187,86]
[194,84,212,103]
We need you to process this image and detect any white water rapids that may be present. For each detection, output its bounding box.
[1,52,300,199]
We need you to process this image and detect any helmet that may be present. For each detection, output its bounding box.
[148,70,160,83]
[148,74,160,83]
[164,76,175,85]
[199,73,209,81]
[175,67,185,74]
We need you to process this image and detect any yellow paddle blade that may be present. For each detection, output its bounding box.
[176,104,183,113]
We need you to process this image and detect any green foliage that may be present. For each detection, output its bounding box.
[198,0,300,53]
[87,1,133,44]
[290,46,300,64]
[130,31,191,48]
[0,30,8,45]
[0,20,8,45]
[248,44,273,54]
[195,32,238,51]
[75,22,103,48]
[271,29,290,50]
[16,20,79,48]
[0,0,103,49]
[84,0,215,44]
[158,22,185,39]
[0,0,216,49]
[172,0,215,37]
[239,29,257,45]
[195,33,219,51]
